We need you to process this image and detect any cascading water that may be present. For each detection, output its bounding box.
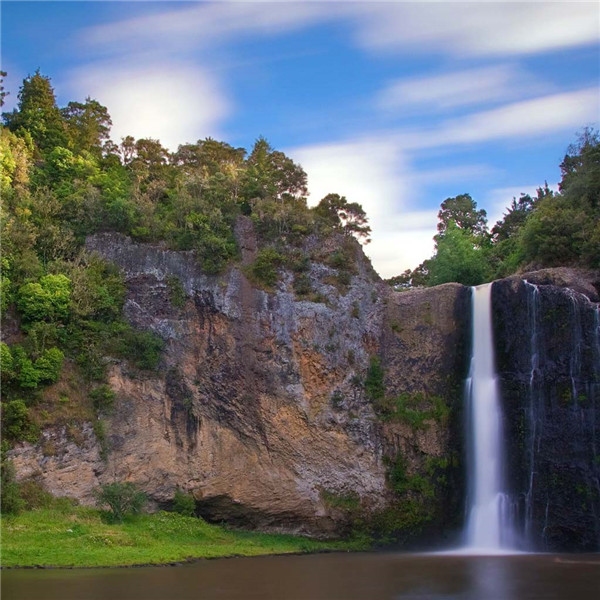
[463,282,516,552]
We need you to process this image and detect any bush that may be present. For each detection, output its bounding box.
[16,274,71,323]
[166,275,187,308]
[0,342,14,381]
[364,356,385,403]
[172,489,196,517]
[90,384,116,413]
[33,347,64,383]
[94,481,147,523]
[115,328,164,370]
[248,248,283,288]
[0,457,25,515]
[1,399,38,442]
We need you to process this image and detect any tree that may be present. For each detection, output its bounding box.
[0,70,8,107]
[61,97,112,156]
[428,221,490,286]
[491,193,537,243]
[436,194,488,241]
[173,138,246,177]
[94,482,147,523]
[3,70,68,151]
[559,127,600,209]
[315,193,372,243]
[242,137,307,203]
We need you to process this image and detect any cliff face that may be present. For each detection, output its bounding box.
[493,271,600,551]
[10,223,469,536]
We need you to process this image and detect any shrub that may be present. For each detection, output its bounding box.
[16,274,71,322]
[18,479,54,510]
[116,328,164,370]
[0,342,14,381]
[94,481,147,523]
[248,248,283,288]
[172,489,196,517]
[364,356,385,403]
[1,399,38,442]
[33,347,64,383]
[0,457,25,515]
[166,275,187,308]
[90,384,116,413]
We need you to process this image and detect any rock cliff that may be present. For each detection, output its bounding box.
[10,222,469,537]
[493,270,600,551]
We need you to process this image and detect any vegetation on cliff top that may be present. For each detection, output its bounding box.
[388,128,600,289]
[0,70,369,451]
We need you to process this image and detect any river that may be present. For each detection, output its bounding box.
[3,552,600,600]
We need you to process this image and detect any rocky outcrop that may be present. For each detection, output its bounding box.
[493,273,600,551]
[10,224,469,536]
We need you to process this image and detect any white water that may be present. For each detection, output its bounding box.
[463,283,515,553]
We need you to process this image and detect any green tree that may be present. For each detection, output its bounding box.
[242,137,307,203]
[436,193,488,241]
[94,482,147,523]
[315,193,371,243]
[3,70,68,152]
[61,97,112,156]
[33,347,64,384]
[428,221,490,286]
[1,453,25,515]
[16,274,71,323]
[0,70,8,107]
[559,127,600,209]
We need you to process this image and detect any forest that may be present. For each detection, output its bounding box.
[1,70,599,507]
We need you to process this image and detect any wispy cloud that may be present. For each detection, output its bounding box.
[377,65,548,113]
[82,2,332,53]
[352,2,599,57]
[400,88,599,150]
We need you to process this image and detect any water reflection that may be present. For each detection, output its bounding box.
[2,553,600,600]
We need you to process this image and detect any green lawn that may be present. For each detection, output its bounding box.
[1,506,367,568]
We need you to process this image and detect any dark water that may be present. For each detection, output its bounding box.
[3,552,600,600]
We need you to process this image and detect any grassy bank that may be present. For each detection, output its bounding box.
[1,506,367,568]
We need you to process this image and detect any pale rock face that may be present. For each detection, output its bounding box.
[10,223,469,535]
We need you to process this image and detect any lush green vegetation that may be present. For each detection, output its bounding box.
[0,70,372,454]
[388,129,600,288]
[1,505,365,567]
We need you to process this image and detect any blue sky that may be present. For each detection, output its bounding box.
[2,1,599,277]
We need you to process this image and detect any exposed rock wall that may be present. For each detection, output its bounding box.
[10,226,469,536]
[493,272,600,551]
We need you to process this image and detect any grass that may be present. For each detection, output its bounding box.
[1,506,367,568]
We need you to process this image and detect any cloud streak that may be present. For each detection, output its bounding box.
[400,88,599,150]
[352,2,599,57]
[377,65,548,113]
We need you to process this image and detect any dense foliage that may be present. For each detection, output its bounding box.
[0,71,372,451]
[388,130,600,288]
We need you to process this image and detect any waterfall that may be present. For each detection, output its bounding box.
[463,283,515,552]
[524,281,542,546]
